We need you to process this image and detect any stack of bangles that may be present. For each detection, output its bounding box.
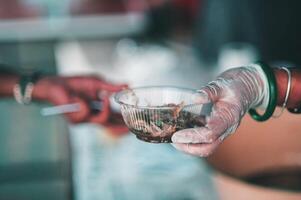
[248,62,293,121]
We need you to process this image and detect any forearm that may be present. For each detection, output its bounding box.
[0,74,19,97]
[275,68,301,108]
[0,73,47,101]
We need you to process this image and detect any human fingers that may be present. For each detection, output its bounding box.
[94,80,128,93]
[64,96,90,123]
[102,112,129,135]
[172,100,237,144]
[172,139,222,157]
[65,76,127,96]
[88,95,110,124]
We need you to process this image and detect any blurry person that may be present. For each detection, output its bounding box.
[0,70,128,135]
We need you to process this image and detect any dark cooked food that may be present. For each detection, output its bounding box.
[129,103,206,143]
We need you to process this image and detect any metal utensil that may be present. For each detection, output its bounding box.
[41,101,103,116]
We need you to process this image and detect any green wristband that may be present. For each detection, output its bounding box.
[248,62,278,122]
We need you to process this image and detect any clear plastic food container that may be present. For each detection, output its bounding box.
[115,86,212,143]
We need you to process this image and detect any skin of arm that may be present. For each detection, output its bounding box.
[274,68,301,109]
[0,74,19,97]
[0,73,129,135]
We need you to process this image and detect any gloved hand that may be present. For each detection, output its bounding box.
[171,65,269,157]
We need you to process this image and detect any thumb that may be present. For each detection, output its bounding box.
[172,101,238,144]
[88,95,110,124]
[65,96,90,123]
[95,81,128,93]
[172,127,215,144]
[172,140,222,157]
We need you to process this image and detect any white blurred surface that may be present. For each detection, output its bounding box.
[69,124,217,200]
[55,39,213,88]
[0,14,146,41]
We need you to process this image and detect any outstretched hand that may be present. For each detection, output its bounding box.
[172,66,268,157]
[33,75,128,134]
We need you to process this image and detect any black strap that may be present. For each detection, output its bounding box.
[288,107,301,114]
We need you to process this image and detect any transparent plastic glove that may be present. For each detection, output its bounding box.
[172,65,269,157]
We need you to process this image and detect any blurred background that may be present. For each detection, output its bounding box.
[1,0,301,200]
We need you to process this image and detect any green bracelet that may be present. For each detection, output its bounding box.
[248,62,278,122]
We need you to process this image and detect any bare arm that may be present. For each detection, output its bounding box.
[0,74,19,97]
[0,72,129,135]
[275,68,301,109]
